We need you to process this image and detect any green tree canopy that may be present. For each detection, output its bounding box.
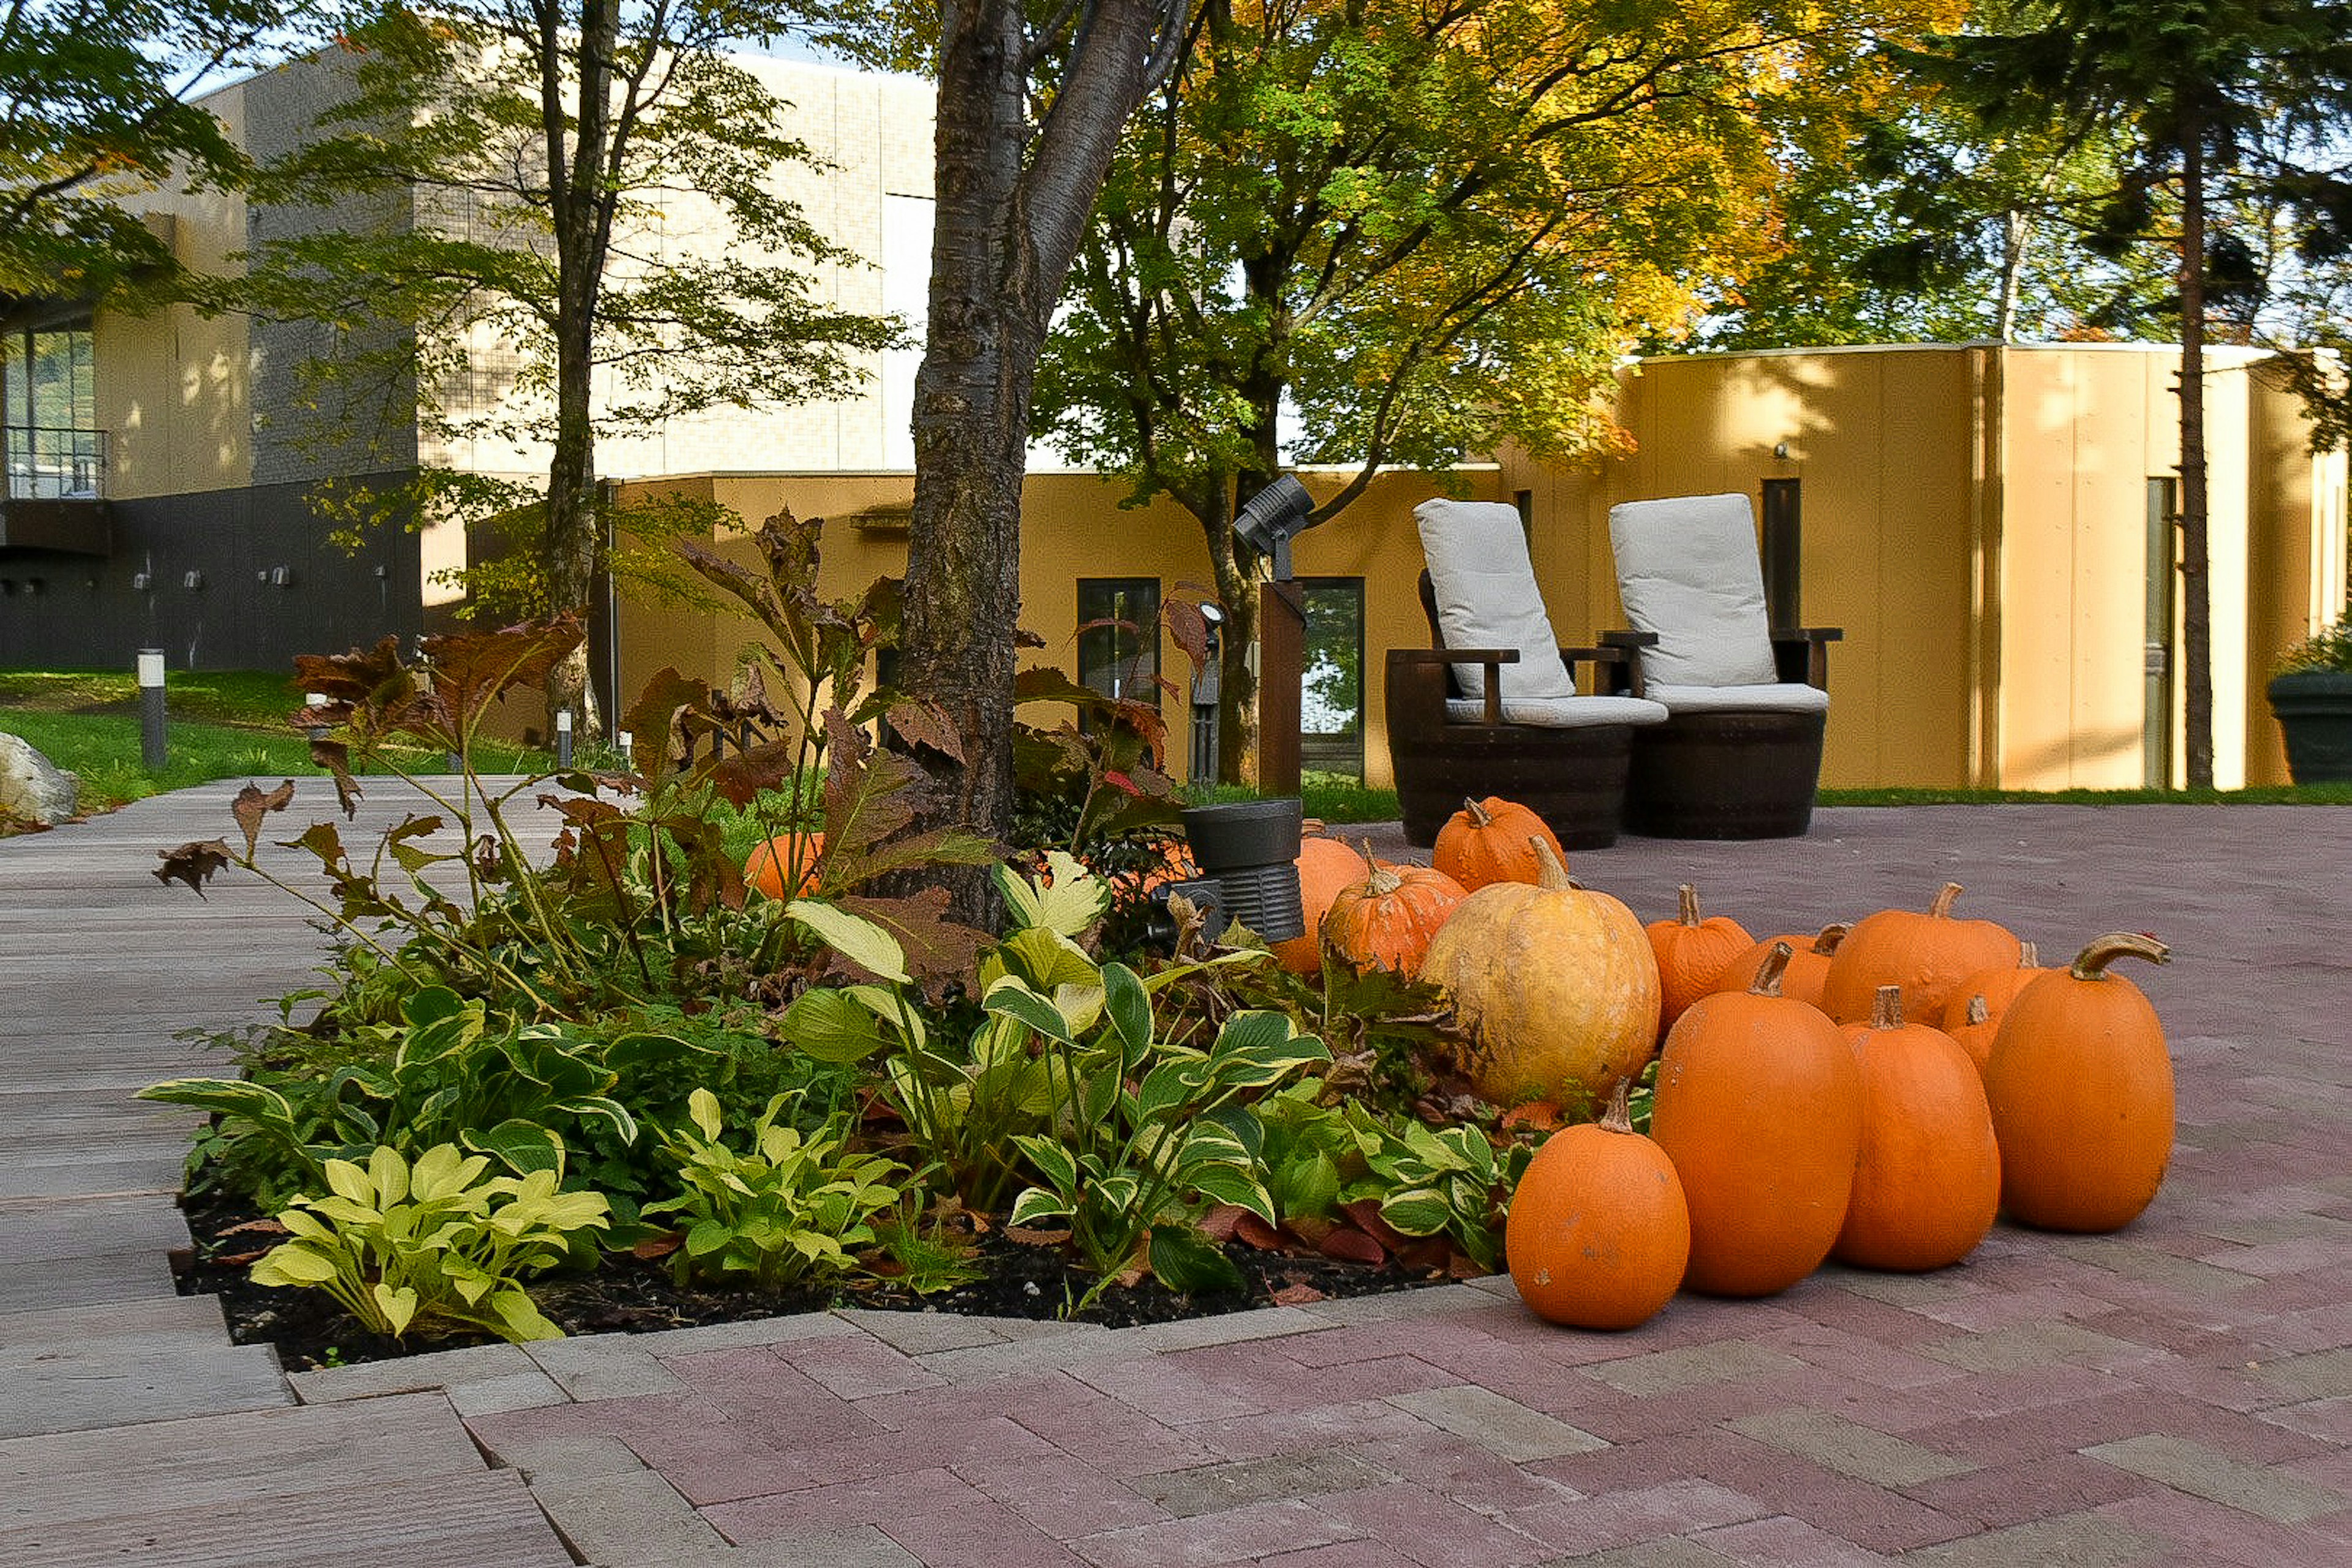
[1033,0,1956,780]
[228,0,897,728]
[1,0,285,303]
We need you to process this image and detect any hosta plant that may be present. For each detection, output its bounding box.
[249,1144,610,1343]
[642,1089,909,1292]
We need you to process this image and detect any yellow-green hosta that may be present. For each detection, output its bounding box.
[250,1143,609,1343]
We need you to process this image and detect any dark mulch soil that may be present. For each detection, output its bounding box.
[173,1191,1471,1371]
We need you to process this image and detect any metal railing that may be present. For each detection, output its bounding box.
[2,425,107,500]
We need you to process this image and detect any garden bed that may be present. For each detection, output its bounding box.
[174,1189,1458,1370]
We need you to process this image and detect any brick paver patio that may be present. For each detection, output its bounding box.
[4,782,2347,1565]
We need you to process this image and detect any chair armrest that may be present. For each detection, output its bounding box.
[1594,630,1657,697]
[1387,648,1519,725]
[1770,627,1841,689]
[1561,643,1638,698]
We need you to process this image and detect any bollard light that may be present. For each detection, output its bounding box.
[556,708,574,767]
[138,649,167,770]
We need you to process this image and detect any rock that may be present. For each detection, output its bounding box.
[0,733,80,826]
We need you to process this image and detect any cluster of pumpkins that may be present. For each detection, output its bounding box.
[1283,796,2177,1333]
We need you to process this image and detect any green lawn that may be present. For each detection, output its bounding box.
[0,669,548,815]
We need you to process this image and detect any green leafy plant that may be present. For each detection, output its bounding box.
[2274,617,2352,676]
[1341,1107,1532,1273]
[641,1089,908,1292]
[249,1144,610,1343]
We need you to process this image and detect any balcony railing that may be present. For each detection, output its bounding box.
[3,425,107,501]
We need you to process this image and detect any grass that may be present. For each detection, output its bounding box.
[0,668,551,816]
[1819,783,2352,806]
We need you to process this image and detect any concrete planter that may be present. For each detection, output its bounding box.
[2266,669,2352,784]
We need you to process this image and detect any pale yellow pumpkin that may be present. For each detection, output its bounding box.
[1418,839,1661,1108]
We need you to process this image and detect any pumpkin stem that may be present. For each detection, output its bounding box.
[1965,993,1990,1025]
[1870,984,1904,1030]
[1356,840,1401,897]
[1676,883,1702,927]
[1463,796,1494,828]
[1928,881,1966,919]
[1814,922,1850,957]
[1531,835,1575,891]
[2068,932,2171,981]
[2018,940,2038,967]
[1749,940,1795,998]
[1599,1077,1635,1135]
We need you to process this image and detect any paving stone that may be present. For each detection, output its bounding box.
[1725,1408,1978,1488]
[1306,1480,1557,1566]
[491,1433,647,1483]
[290,1341,542,1403]
[1295,1284,1499,1325]
[876,1499,1099,1566]
[1530,1538,1741,1568]
[523,1336,688,1402]
[0,1293,228,1351]
[951,1448,1169,1538]
[1917,1321,2166,1377]
[635,1312,864,1358]
[1685,1513,1894,1567]
[1895,1509,2171,1567]
[1071,1496,1360,1567]
[1387,1384,1609,1463]
[529,1468,727,1566]
[835,1307,1011,1354]
[0,1341,291,1438]
[1582,1338,1810,1398]
[1116,1305,1326,1354]
[2082,1433,2350,1525]
[2255,1346,2352,1402]
[775,1330,948,1400]
[1132,1449,1396,1518]
[712,1526,922,1567]
[1504,1475,1773,1556]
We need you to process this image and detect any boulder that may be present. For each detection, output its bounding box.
[0,733,80,826]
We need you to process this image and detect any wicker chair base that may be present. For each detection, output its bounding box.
[1623,709,1826,839]
[1390,723,1635,849]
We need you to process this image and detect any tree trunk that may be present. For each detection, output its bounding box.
[2178,118,2214,790]
[900,0,1175,921]
[535,0,618,741]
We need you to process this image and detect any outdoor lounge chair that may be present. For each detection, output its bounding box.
[1602,492,1841,839]
[1386,498,1668,848]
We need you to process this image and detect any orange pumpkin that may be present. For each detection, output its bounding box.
[744,831,825,899]
[1939,942,2047,1033]
[1985,933,2174,1233]
[1431,797,1566,892]
[1832,986,2002,1272]
[1820,883,2021,1025]
[1270,836,1368,973]
[1418,838,1660,1109]
[1321,843,1467,976]
[1646,884,1754,1032]
[1947,994,2000,1077]
[1506,1079,1690,1330]
[1649,944,1864,1297]
[1714,923,1849,1012]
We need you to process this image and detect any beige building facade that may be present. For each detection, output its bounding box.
[622,342,2346,793]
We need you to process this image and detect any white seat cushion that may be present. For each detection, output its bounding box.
[1609,494,1780,690]
[1445,695,1670,728]
[1416,498,1575,703]
[1646,681,1830,716]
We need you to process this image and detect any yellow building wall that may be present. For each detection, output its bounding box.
[612,468,1493,789]
[581,346,2352,798]
[97,85,254,501]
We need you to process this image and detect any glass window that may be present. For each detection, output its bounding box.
[4,321,99,499]
[1299,576,1365,782]
[1077,578,1161,710]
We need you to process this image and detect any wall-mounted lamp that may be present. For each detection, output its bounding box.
[1773,441,1792,461]
[268,565,293,587]
[131,571,153,591]
[183,570,205,590]
[22,577,43,597]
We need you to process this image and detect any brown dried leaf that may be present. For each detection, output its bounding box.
[309,740,363,818]
[1002,1224,1071,1247]
[154,840,233,897]
[292,635,405,705]
[420,616,583,733]
[835,889,991,996]
[1338,1199,1412,1251]
[631,1232,684,1262]
[1317,1226,1390,1266]
[707,740,801,808]
[1270,1281,1326,1307]
[1196,1205,1246,1244]
[882,695,967,765]
[1233,1213,1286,1252]
[1499,1101,1563,1135]
[230,779,296,860]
